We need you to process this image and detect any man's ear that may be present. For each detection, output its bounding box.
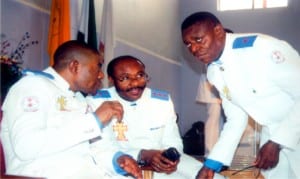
[68,59,80,74]
[214,24,225,39]
[108,76,114,85]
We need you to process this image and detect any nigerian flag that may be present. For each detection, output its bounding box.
[77,0,98,50]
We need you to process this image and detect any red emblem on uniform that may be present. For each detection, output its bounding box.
[271,51,285,64]
[22,96,39,112]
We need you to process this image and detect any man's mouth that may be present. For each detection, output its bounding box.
[127,87,143,95]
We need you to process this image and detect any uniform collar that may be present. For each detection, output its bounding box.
[44,67,74,94]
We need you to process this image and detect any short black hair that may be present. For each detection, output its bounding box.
[107,55,145,77]
[53,40,99,71]
[181,11,221,32]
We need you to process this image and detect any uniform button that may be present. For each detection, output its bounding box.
[219,67,225,71]
[252,89,256,93]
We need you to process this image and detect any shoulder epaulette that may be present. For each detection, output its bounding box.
[232,35,257,49]
[22,69,54,79]
[93,90,111,99]
[151,89,169,101]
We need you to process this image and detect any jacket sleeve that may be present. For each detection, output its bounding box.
[208,97,249,166]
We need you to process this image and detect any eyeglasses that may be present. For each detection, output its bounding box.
[114,72,150,83]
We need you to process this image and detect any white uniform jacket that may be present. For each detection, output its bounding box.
[87,87,218,179]
[88,87,182,157]
[207,33,300,178]
[0,67,123,179]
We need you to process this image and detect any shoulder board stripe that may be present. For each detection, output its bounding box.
[151,89,169,101]
[233,35,257,49]
[22,69,54,79]
[93,90,111,98]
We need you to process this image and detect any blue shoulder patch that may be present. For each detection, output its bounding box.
[151,89,169,101]
[232,35,257,49]
[22,69,54,79]
[93,90,111,99]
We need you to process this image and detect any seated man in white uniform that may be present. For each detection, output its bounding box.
[87,55,225,179]
[0,41,142,179]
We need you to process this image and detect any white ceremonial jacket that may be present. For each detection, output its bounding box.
[207,33,300,178]
[87,87,226,179]
[0,67,124,179]
[87,87,182,157]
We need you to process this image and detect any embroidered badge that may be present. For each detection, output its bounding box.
[271,50,285,64]
[232,35,257,49]
[151,89,169,101]
[57,96,68,111]
[113,121,128,141]
[22,96,39,112]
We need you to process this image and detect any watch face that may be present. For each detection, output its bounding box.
[138,159,146,167]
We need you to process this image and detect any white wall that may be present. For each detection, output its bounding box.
[1,0,50,70]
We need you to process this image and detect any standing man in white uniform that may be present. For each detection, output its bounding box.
[87,55,225,179]
[181,11,300,179]
[0,41,142,179]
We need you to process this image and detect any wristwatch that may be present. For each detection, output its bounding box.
[137,150,147,167]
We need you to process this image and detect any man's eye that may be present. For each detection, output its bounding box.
[196,38,202,43]
[186,43,191,48]
[119,76,129,82]
[136,73,145,78]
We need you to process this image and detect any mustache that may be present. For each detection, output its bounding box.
[125,86,145,92]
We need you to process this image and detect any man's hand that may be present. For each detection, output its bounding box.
[118,155,143,179]
[254,140,281,170]
[142,150,178,174]
[94,101,123,125]
[196,166,215,179]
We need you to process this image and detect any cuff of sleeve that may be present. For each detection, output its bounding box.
[92,112,103,129]
[204,159,223,172]
[112,151,129,175]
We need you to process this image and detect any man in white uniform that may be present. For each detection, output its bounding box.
[181,11,300,179]
[87,55,225,179]
[0,41,142,179]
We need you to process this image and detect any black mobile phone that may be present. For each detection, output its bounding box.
[162,147,181,162]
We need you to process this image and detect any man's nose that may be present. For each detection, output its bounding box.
[191,44,199,53]
[98,71,104,79]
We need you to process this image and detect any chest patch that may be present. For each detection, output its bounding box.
[151,89,169,101]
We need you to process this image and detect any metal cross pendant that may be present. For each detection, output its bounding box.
[113,121,128,141]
